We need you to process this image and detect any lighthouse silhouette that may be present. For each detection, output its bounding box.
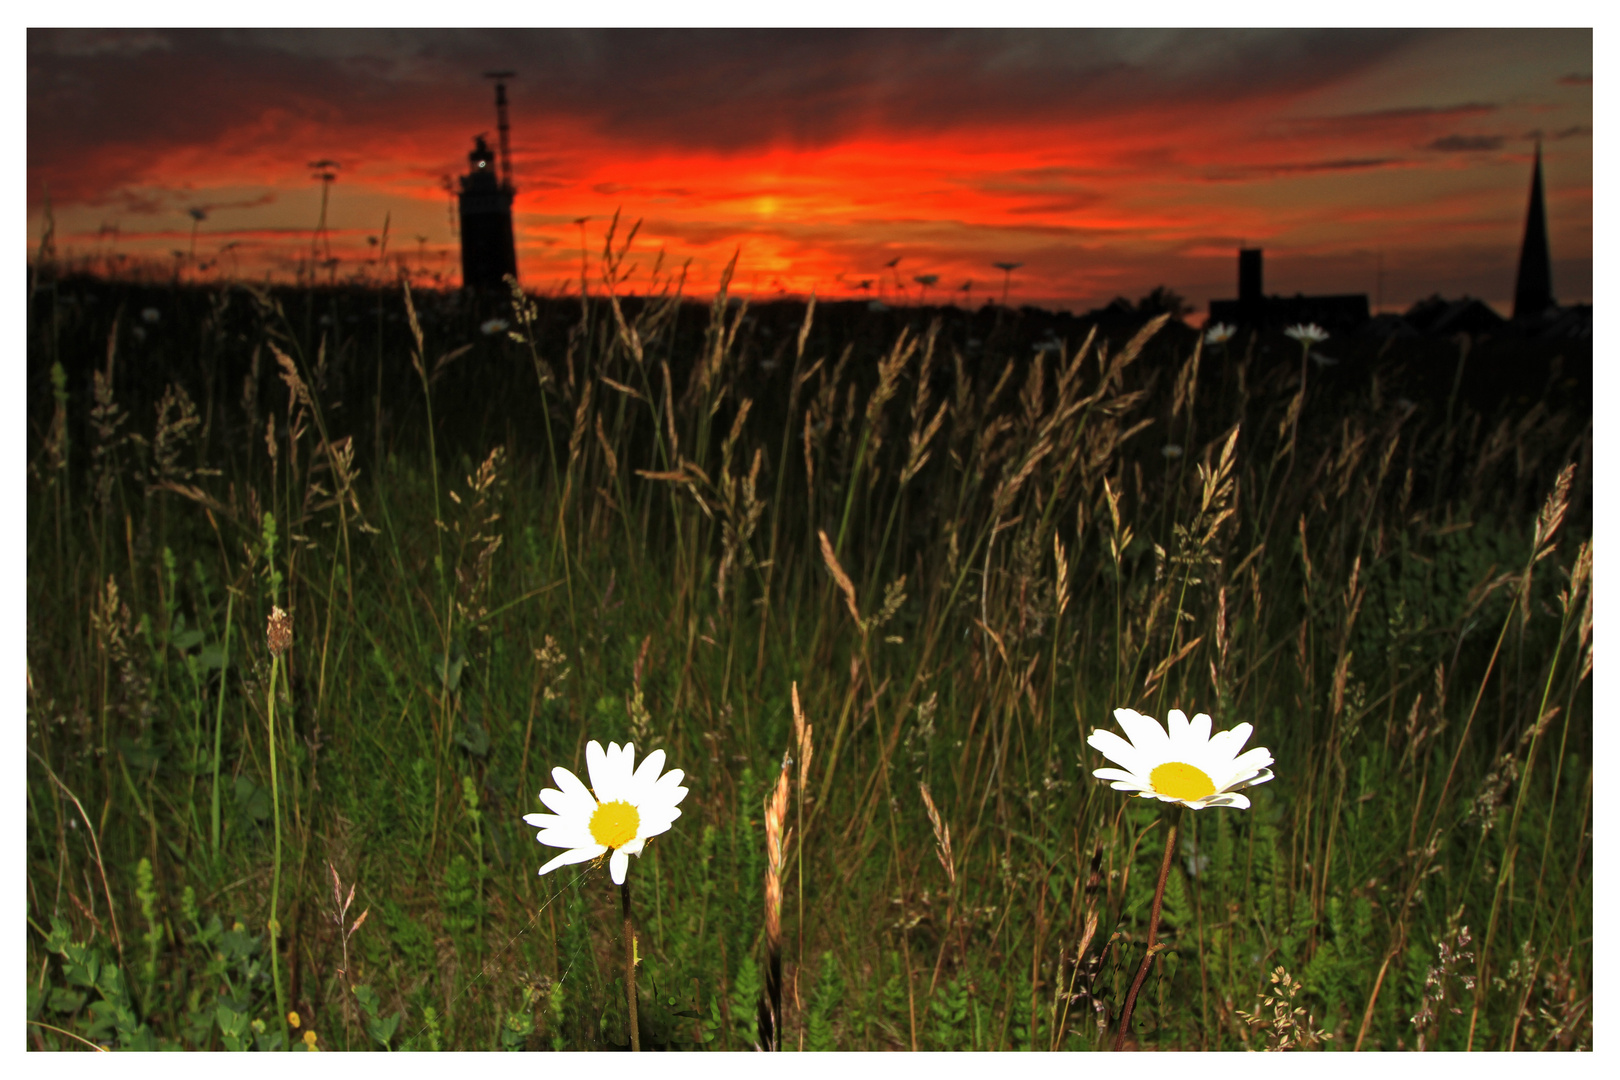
[458,73,519,290]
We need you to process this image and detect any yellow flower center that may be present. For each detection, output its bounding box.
[1150,761,1216,801]
[589,799,641,849]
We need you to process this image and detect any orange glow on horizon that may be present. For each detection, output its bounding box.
[28,30,1591,316]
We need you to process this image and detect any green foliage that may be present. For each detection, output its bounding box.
[440,854,480,944]
[806,951,843,1051]
[380,898,435,971]
[353,984,403,1049]
[134,857,163,993]
[24,276,1591,1051]
[726,937,763,1050]
[927,970,972,1049]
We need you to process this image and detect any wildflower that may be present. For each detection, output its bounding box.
[1160,444,1184,460]
[1204,322,1236,345]
[525,740,688,884]
[266,606,292,657]
[1283,323,1328,345]
[303,1030,319,1050]
[287,1011,301,1029]
[480,317,510,336]
[141,307,161,324]
[1087,708,1273,809]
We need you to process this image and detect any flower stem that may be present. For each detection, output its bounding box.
[1115,807,1180,1050]
[266,653,288,1050]
[621,880,640,1051]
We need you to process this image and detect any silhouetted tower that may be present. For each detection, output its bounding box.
[458,74,518,289]
[1238,248,1263,314]
[1512,140,1554,321]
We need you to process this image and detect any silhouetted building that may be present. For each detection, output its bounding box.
[1207,248,1369,332]
[458,76,518,290]
[1403,294,1507,336]
[1512,141,1555,322]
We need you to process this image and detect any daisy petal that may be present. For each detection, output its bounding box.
[1167,709,1191,742]
[649,770,689,806]
[1206,722,1254,762]
[536,828,598,851]
[1093,767,1150,786]
[1088,729,1147,775]
[586,740,610,797]
[1233,767,1274,790]
[1115,709,1171,757]
[609,849,631,885]
[524,812,571,832]
[632,748,667,800]
[545,767,596,816]
[1188,712,1213,745]
[538,844,604,876]
[1227,746,1274,776]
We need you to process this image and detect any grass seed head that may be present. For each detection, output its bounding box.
[266,606,292,657]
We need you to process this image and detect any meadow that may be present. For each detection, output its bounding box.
[24,237,1591,1051]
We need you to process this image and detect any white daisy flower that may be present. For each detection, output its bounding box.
[524,740,688,884]
[1283,323,1328,345]
[1087,708,1274,809]
[480,317,511,336]
[1203,322,1236,345]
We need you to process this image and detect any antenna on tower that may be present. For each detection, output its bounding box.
[484,71,516,191]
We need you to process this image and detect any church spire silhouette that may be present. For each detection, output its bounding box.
[1512,139,1554,321]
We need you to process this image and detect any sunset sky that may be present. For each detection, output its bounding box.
[27,28,1592,318]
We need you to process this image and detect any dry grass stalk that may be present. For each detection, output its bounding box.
[1236,966,1332,1051]
[792,682,814,798]
[1522,462,1576,624]
[762,750,793,1051]
[917,782,955,889]
[818,529,862,627]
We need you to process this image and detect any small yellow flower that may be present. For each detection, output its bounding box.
[287,1010,301,1029]
[303,1030,319,1050]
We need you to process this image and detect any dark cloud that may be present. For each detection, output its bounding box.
[1202,158,1404,182]
[30,28,1432,205]
[1557,72,1591,85]
[1285,101,1497,139]
[1427,134,1504,152]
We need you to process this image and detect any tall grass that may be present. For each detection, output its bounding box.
[24,243,1591,1051]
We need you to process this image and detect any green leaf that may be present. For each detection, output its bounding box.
[234,776,271,822]
[170,628,206,652]
[48,987,88,1014]
[455,720,490,758]
[353,984,381,1019]
[368,1011,401,1048]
